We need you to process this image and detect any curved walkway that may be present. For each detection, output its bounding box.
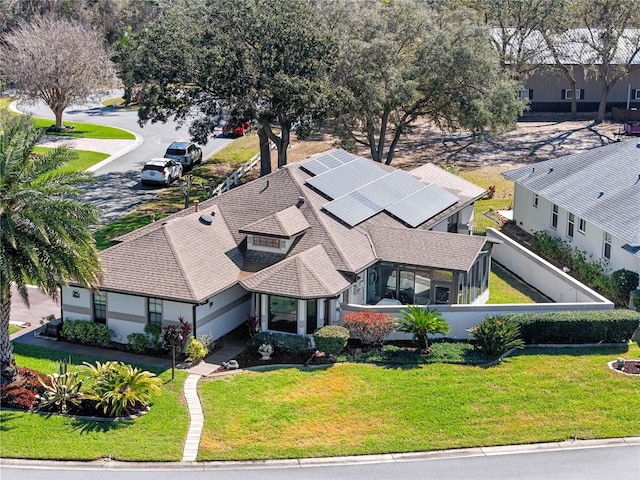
[182,375,204,462]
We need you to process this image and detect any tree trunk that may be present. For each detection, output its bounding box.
[595,83,610,124]
[0,289,17,385]
[277,122,291,169]
[258,127,271,177]
[53,106,64,129]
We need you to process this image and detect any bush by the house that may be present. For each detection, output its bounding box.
[161,316,192,352]
[127,333,149,354]
[630,290,640,312]
[607,269,640,307]
[143,322,163,351]
[185,336,208,363]
[313,326,350,355]
[503,310,640,344]
[343,311,396,348]
[60,319,113,347]
[396,306,450,352]
[468,316,524,356]
[252,331,312,354]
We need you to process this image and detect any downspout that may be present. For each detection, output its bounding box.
[192,304,197,338]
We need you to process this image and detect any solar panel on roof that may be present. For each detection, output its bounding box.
[300,149,358,176]
[357,170,425,207]
[301,159,331,176]
[323,190,384,226]
[386,184,458,228]
[306,157,386,199]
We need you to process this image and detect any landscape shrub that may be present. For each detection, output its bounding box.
[252,331,312,354]
[313,326,350,355]
[468,315,524,356]
[343,311,396,347]
[60,319,113,347]
[38,358,84,414]
[396,306,449,352]
[503,310,640,344]
[82,361,162,417]
[161,317,192,352]
[197,332,215,352]
[630,290,640,312]
[185,336,208,363]
[127,333,149,354]
[143,322,163,351]
[608,269,640,307]
[0,368,45,410]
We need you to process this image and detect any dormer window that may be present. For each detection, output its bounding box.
[252,236,284,249]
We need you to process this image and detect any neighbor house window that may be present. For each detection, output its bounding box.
[562,89,584,100]
[551,204,558,229]
[148,298,162,325]
[447,212,459,233]
[252,236,282,248]
[93,292,106,324]
[578,218,586,233]
[603,232,612,260]
[533,194,538,208]
[567,213,575,239]
[518,89,532,100]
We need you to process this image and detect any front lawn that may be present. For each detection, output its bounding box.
[197,344,640,461]
[32,147,109,172]
[0,344,188,461]
[31,117,135,140]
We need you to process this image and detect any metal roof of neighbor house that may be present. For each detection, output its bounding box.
[98,205,242,303]
[493,28,640,65]
[240,245,351,299]
[102,149,486,301]
[502,138,640,246]
[239,205,310,238]
[366,226,488,272]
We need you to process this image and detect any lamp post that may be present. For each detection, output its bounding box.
[169,332,183,381]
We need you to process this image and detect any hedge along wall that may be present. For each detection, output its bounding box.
[503,310,640,344]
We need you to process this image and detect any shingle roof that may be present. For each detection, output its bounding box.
[98,205,242,303]
[502,139,640,246]
[366,226,488,272]
[240,245,351,298]
[239,205,310,238]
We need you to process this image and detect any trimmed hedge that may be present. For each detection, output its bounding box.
[252,331,312,354]
[60,319,113,347]
[313,326,350,355]
[503,310,640,344]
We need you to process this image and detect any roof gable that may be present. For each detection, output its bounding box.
[240,205,310,238]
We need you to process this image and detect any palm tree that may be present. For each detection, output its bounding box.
[0,114,102,384]
[396,306,450,353]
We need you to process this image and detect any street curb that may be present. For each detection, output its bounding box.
[1,437,639,470]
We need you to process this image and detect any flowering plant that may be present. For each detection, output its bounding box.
[258,343,274,357]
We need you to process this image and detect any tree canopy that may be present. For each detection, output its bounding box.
[0,114,102,384]
[131,0,341,175]
[0,16,116,129]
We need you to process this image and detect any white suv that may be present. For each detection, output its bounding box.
[141,158,183,187]
[164,141,202,170]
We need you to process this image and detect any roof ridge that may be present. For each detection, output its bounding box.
[162,218,200,302]
[300,245,335,293]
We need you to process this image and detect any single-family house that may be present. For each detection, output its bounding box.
[502,138,640,276]
[61,149,492,343]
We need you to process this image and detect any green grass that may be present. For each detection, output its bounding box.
[8,325,21,335]
[31,117,135,140]
[197,343,640,460]
[94,212,171,250]
[101,97,139,110]
[209,134,259,164]
[0,343,188,461]
[32,147,109,172]
[488,264,549,304]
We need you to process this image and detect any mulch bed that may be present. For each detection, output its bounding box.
[617,360,640,375]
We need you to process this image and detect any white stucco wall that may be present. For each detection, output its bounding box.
[196,284,250,340]
[61,286,91,321]
[512,184,640,275]
[107,292,145,316]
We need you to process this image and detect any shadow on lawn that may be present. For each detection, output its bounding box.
[72,418,130,434]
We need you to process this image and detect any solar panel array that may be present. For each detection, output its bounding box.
[303,149,459,227]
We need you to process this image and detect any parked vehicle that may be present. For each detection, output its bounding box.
[164,141,202,169]
[141,158,183,187]
[222,117,251,137]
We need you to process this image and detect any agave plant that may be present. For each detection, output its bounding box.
[396,306,450,353]
[468,315,524,356]
[82,361,162,417]
[38,358,83,414]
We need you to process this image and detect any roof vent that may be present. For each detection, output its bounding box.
[199,214,213,225]
[598,191,604,198]
[548,167,554,173]
[297,196,305,207]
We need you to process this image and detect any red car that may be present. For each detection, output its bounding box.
[222,117,251,137]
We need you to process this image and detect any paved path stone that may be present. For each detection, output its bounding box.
[182,374,204,462]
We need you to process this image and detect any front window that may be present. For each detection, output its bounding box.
[268,295,297,333]
[447,212,459,233]
[148,298,162,325]
[603,232,612,260]
[567,213,574,239]
[578,218,586,233]
[93,292,106,324]
[533,194,538,208]
[551,204,558,229]
[306,299,317,335]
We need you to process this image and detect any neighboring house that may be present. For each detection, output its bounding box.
[502,138,640,276]
[61,149,491,343]
[496,28,640,112]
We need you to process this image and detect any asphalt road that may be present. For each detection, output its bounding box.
[16,93,233,225]
[2,443,639,480]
